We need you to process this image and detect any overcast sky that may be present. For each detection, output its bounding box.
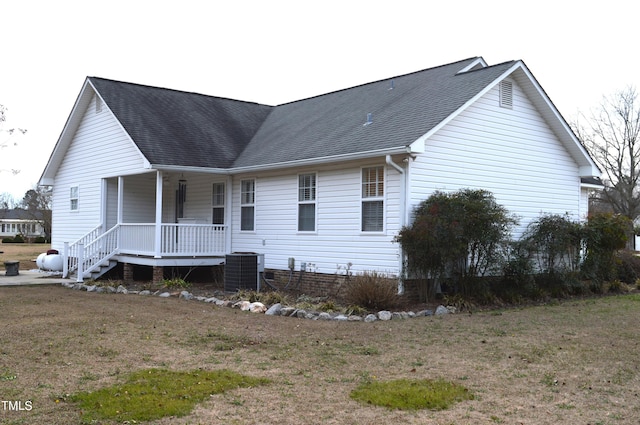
[1,0,638,201]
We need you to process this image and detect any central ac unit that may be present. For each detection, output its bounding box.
[224,253,264,292]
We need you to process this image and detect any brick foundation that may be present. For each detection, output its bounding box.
[152,266,164,284]
[123,263,134,285]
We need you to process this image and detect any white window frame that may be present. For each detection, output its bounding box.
[212,182,225,225]
[361,166,385,233]
[297,173,317,232]
[240,179,255,232]
[70,185,79,211]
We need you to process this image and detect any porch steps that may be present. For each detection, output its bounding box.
[71,259,118,281]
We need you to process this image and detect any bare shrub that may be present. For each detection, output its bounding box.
[342,271,401,311]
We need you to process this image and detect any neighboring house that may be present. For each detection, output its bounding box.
[0,209,46,239]
[39,57,601,286]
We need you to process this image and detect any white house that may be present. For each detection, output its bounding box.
[0,209,46,240]
[39,57,601,287]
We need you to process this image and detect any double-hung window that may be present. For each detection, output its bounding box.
[361,167,384,232]
[298,173,316,232]
[240,179,255,231]
[212,182,225,225]
[70,186,79,211]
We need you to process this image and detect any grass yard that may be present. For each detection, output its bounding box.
[0,243,49,270]
[0,285,639,424]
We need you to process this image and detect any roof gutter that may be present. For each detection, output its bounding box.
[148,146,412,175]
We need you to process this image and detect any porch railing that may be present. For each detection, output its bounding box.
[64,223,227,280]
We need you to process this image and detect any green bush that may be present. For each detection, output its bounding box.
[1,235,25,243]
[522,213,582,274]
[582,213,631,283]
[342,271,401,311]
[396,189,517,301]
[614,250,640,284]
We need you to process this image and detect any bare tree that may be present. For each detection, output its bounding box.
[19,185,52,240]
[573,86,640,222]
[0,104,27,175]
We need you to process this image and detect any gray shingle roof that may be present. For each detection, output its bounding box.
[234,58,516,168]
[89,78,273,168]
[89,57,517,170]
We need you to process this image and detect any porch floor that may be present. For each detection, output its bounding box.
[114,254,226,267]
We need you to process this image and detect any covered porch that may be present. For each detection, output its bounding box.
[66,170,232,281]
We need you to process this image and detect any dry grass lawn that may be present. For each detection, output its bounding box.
[1,283,639,424]
[0,243,48,270]
[0,286,640,425]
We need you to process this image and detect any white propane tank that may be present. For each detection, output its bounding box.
[36,253,47,269]
[42,254,63,272]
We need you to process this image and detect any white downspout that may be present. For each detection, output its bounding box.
[386,155,406,294]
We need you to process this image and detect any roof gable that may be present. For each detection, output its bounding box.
[88,78,273,169]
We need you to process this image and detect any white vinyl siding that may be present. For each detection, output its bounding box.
[231,161,402,275]
[50,93,150,251]
[408,79,582,240]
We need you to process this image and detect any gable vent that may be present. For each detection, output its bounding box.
[499,80,513,109]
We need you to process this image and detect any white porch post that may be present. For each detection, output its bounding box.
[225,175,233,254]
[117,176,124,224]
[154,170,163,258]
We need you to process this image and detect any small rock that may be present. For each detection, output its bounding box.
[407,311,416,318]
[377,311,392,321]
[179,291,193,300]
[392,312,402,320]
[280,307,296,317]
[249,302,267,313]
[435,305,449,315]
[106,286,117,293]
[347,315,363,321]
[215,299,228,307]
[334,314,349,321]
[158,292,171,298]
[139,290,151,296]
[295,309,307,318]
[95,287,105,293]
[318,312,332,320]
[364,314,378,323]
[204,297,219,303]
[72,283,86,291]
[265,303,282,316]
[233,300,251,310]
[85,285,97,292]
[116,285,128,294]
[195,296,207,302]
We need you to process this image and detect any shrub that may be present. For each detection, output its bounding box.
[614,250,640,284]
[522,213,582,274]
[342,271,401,311]
[582,213,631,282]
[396,189,517,301]
[162,277,191,290]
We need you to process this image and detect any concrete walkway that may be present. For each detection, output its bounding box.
[0,270,69,286]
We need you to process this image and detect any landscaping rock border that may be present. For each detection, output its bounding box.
[59,282,456,322]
